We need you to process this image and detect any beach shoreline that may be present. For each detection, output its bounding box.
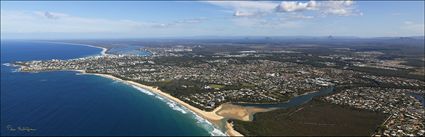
[40,41,108,56]
[226,121,244,136]
[17,42,246,136]
[77,70,244,136]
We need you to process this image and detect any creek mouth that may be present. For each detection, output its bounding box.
[234,87,335,109]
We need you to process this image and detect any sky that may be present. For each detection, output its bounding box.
[1,1,424,39]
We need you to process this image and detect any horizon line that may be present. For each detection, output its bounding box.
[2,35,424,41]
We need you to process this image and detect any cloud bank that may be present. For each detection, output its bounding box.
[205,0,363,29]
[208,0,362,17]
[1,10,205,34]
[1,10,146,33]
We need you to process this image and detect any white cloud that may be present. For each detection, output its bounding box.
[288,14,314,19]
[151,23,172,28]
[207,0,362,28]
[152,18,206,28]
[207,0,361,17]
[1,10,148,33]
[275,1,317,12]
[34,11,68,20]
[231,17,302,29]
[204,0,361,28]
[206,1,277,12]
[404,21,414,25]
[175,18,207,24]
[402,21,425,35]
[206,1,278,17]
[1,10,207,34]
[275,0,362,16]
[233,10,259,17]
[320,1,362,16]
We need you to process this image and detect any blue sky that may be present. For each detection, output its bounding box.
[1,1,424,39]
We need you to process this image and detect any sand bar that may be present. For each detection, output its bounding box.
[217,103,272,121]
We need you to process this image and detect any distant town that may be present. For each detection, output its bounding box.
[14,37,425,136]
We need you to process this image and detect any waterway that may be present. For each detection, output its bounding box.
[236,87,335,109]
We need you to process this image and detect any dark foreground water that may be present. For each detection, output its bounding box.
[1,41,220,136]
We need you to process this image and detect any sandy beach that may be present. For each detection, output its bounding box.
[216,103,272,121]
[125,80,225,121]
[74,70,276,136]
[80,44,107,56]
[20,58,267,136]
[99,47,107,55]
[78,72,234,131]
[226,121,244,136]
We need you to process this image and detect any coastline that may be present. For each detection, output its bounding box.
[91,72,224,120]
[77,70,244,136]
[226,121,244,136]
[216,103,272,121]
[39,41,108,56]
[18,42,245,136]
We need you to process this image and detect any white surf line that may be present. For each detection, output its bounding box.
[119,78,226,136]
[130,84,227,136]
[34,41,108,56]
[79,72,227,136]
[42,41,227,136]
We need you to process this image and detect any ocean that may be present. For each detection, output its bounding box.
[0,41,221,136]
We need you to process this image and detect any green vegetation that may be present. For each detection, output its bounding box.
[232,100,387,136]
[350,66,424,81]
[402,58,425,68]
[144,80,208,96]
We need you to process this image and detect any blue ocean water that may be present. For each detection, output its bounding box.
[108,46,152,56]
[1,41,218,136]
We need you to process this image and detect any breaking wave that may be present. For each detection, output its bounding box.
[3,63,19,73]
[103,78,226,136]
[130,85,189,114]
[131,85,154,96]
[130,84,226,136]
[191,112,226,136]
[2,63,11,67]
[211,128,227,136]
[166,101,188,114]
